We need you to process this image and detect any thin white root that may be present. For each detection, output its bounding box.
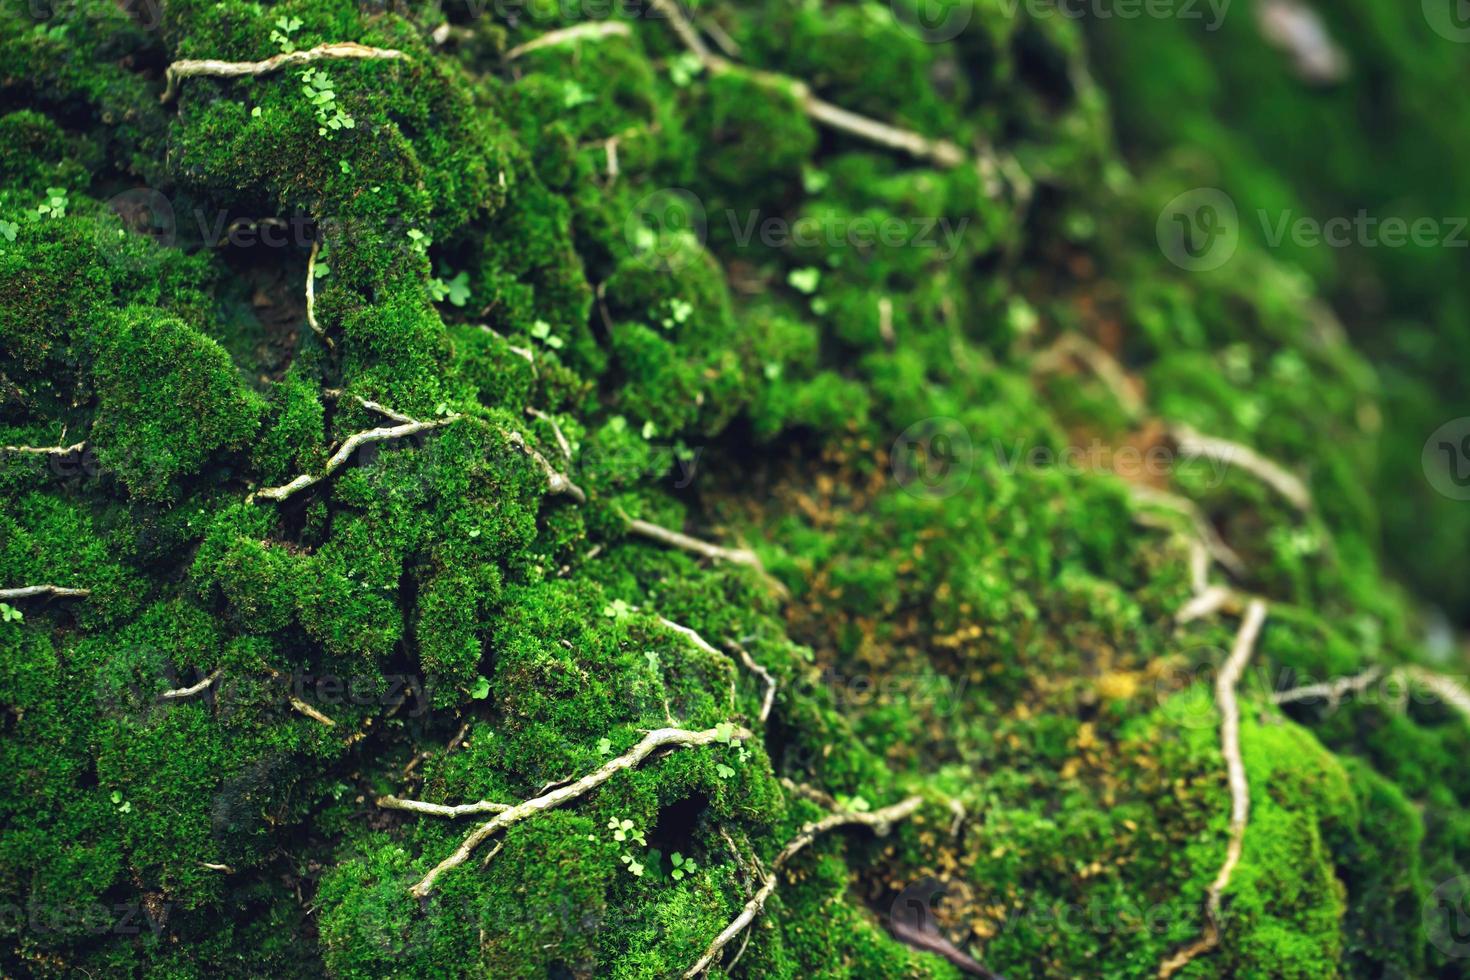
[1,441,86,456]
[1272,667,1383,708]
[801,96,965,168]
[1158,598,1268,979]
[1403,666,1470,722]
[162,42,407,102]
[644,0,963,168]
[199,862,234,872]
[260,395,583,504]
[251,414,462,502]
[160,669,222,700]
[657,617,777,723]
[1031,333,1145,421]
[409,724,751,898]
[684,795,925,977]
[504,429,586,502]
[323,390,418,425]
[1169,424,1312,513]
[1130,486,1246,580]
[305,238,331,346]
[376,795,511,818]
[526,408,574,463]
[623,516,786,600]
[479,325,536,368]
[505,22,631,60]
[1176,584,1238,625]
[0,585,91,600]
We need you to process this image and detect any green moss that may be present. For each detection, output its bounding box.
[1,0,1465,974]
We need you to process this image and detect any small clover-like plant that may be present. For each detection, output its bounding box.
[787,266,820,295]
[602,598,633,620]
[669,852,697,881]
[428,270,471,306]
[529,319,565,350]
[300,68,354,138]
[270,15,302,54]
[0,603,21,624]
[659,298,693,331]
[607,817,646,846]
[596,736,613,755]
[619,853,645,877]
[34,187,67,220]
[713,722,745,779]
[668,51,703,87]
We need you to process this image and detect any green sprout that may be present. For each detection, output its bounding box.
[0,603,21,624]
[669,852,697,881]
[608,817,646,846]
[301,68,354,138]
[269,15,302,54]
[529,319,564,350]
[34,187,67,220]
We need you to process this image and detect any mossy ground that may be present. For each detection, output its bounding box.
[1,0,1467,977]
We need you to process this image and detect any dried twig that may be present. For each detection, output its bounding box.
[505,21,630,60]
[162,42,407,102]
[376,795,511,818]
[643,0,963,168]
[1158,598,1268,979]
[684,795,925,977]
[0,585,90,600]
[409,724,751,898]
[160,669,222,700]
[1169,424,1312,513]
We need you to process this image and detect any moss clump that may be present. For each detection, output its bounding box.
[0,0,1465,977]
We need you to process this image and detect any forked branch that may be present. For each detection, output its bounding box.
[408,724,751,898]
[684,795,925,977]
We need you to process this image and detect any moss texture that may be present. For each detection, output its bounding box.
[1,0,1466,977]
